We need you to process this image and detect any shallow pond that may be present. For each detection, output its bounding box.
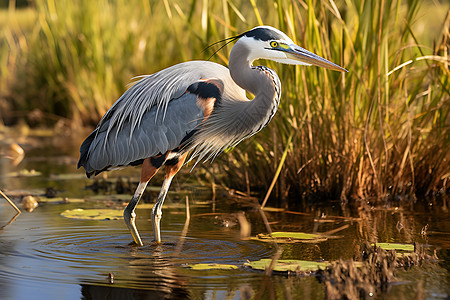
[0,133,448,299]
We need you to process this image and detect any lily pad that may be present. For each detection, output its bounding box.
[253,231,327,243]
[188,263,238,270]
[61,208,123,220]
[137,202,186,209]
[245,259,328,273]
[271,232,322,239]
[372,243,414,251]
[39,197,85,203]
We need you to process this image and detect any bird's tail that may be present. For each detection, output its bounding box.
[77,128,98,177]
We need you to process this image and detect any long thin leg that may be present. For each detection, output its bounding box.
[124,182,148,246]
[124,158,159,246]
[151,177,173,243]
[151,153,187,243]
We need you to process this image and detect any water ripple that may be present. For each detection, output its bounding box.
[0,212,272,290]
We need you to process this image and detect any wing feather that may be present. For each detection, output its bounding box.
[79,62,224,175]
[78,60,246,176]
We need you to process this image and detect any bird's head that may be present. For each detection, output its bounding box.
[235,26,347,72]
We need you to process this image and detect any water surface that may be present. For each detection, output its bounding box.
[0,133,448,299]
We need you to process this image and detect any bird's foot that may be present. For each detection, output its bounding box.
[128,240,144,247]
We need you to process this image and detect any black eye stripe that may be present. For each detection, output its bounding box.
[244,27,284,41]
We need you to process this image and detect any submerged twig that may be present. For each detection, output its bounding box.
[0,189,21,214]
[265,248,283,276]
[0,212,20,230]
[258,207,273,236]
[320,224,350,235]
[254,198,282,266]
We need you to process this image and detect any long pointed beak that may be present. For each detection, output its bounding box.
[286,44,348,72]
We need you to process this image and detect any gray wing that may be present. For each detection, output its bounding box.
[78,61,231,176]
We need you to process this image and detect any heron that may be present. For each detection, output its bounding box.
[77,26,347,246]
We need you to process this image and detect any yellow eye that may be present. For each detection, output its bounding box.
[270,41,278,48]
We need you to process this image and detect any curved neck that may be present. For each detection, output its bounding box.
[187,42,282,162]
[227,42,281,133]
[229,42,280,103]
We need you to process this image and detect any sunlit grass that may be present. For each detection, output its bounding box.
[0,0,448,201]
[215,0,450,201]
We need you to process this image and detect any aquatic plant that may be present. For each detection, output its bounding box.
[214,0,450,202]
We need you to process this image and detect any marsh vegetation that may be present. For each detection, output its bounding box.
[0,2,449,297]
[0,133,448,298]
[1,0,449,203]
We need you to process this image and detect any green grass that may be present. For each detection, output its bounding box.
[1,0,449,201]
[215,0,450,201]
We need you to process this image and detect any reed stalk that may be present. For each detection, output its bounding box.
[1,0,448,201]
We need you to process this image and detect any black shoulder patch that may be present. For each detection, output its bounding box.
[244,27,284,42]
[150,154,167,168]
[187,81,222,100]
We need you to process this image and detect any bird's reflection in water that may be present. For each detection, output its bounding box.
[81,244,189,300]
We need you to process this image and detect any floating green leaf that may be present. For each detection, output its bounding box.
[188,263,238,270]
[61,208,123,220]
[39,197,85,203]
[271,232,321,239]
[137,202,187,209]
[372,243,414,251]
[253,231,327,243]
[245,259,328,273]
